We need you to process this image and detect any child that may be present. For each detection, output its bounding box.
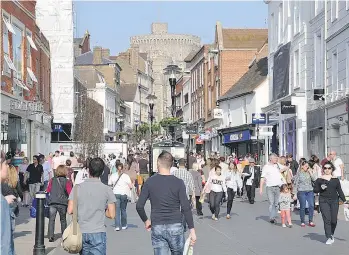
[279,184,293,228]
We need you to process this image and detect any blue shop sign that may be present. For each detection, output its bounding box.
[223,130,251,144]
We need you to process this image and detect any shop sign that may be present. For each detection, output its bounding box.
[223,130,251,144]
[213,108,223,119]
[186,125,197,135]
[281,101,296,114]
[10,100,43,113]
[252,113,266,124]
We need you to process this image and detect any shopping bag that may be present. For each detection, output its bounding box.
[183,237,194,255]
[30,196,49,219]
[344,205,349,221]
[199,192,206,204]
[340,180,349,197]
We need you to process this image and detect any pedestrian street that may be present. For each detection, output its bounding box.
[51,192,349,255]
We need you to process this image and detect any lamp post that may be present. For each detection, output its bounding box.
[255,113,261,165]
[164,64,181,142]
[146,94,157,177]
[134,119,139,145]
[117,115,124,141]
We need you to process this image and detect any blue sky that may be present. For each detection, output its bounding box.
[74,1,267,55]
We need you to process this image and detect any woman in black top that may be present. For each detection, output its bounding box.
[313,161,347,245]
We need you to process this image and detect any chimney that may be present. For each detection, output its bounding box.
[93,46,102,64]
[102,48,110,59]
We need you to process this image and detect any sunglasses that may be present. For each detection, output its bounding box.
[323,167,332,170]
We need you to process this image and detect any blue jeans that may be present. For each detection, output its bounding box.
[151,223,185,255]
[266,186,280,220]
[115,194,128,228]
[298,191,314,224]
[81,232,107,255]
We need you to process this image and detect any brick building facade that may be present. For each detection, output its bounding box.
[1,0,51,158]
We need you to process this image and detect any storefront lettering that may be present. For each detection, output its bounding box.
[230,133,242,141]
[10,100,43,113]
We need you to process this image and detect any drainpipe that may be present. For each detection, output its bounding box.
[324,2,328,155]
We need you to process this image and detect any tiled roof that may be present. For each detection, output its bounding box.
[120,84,137,102]
[218,57,268,101]
[75,51,114,65]
[74,38,83,44]
[184,49,200,62]
[74,68,105,89]
[222,29,268,49]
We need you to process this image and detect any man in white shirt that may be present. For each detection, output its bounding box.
[259,153,285,224]
[52,150,64,170]
[330,151,345,180]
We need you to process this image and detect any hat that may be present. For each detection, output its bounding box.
[249,158,255,163]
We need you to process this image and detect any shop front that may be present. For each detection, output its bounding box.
[307,108,325,160]
[222,129,252,157]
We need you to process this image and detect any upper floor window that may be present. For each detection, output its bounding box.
[331,0,338,22]
[278,3,283,44]
[12,24,23,80]
[293,5,300,35]
[331,50,338,92]
[184,93,189,104]
[2,13,16,75]
[293,49,300,89]
[314,30,324,88]
[315,0,324,16]
[270,13,274,51]
[346,42,349,90]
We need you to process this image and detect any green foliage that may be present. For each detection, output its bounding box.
[159,117,181,128]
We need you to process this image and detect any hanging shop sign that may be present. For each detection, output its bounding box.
[223,130,251,144]
[213,108,223,119]
[10,99,43,113]
[280,101,296,114]
[252,113,267,124]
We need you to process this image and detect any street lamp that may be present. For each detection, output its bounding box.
[117,115,124,141]
[164,64,181,142]
[146,93,157,177]
[255,113,261,164]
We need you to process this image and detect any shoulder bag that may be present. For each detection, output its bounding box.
[112,173,124,189]
[62,185,82,253]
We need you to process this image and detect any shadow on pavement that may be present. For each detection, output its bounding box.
[127,224,138,229]
[304,232,347,243]
[14,230,32,238]
[255,215,270,223]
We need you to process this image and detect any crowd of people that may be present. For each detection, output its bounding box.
[1,148,348,255]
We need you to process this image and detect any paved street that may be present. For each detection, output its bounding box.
[49,191,349,255]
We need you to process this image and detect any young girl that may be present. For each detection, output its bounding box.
[279,184,293,228]
[204,165,227,221]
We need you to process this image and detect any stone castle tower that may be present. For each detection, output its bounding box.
[130,23,201,121]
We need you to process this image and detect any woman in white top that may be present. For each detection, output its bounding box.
[108,163,132,231]
[204,165,227,221]
[225,162,243,219]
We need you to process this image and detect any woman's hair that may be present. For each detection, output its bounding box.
[210,158,220,169]
[66,159,72,166]
[310,155,320,164]
[280,184,289,193]
[299,158,306,165]
[308,160,315,169]
[55,165,67,177]
[215,165,222,172]
[301,160,309,167]
[192,163,199,171]
[278,156,287,166]
[127,155,135,167]
[23,157,28,163]
[229,162,237,170]
[33,155,40,162]
[7,165,18,188]
[322,161,335,171]
[116,163,124,170]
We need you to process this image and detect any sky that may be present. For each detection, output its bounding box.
[74,1,268,55]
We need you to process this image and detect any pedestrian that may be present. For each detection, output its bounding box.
[108,163,132,231]
[188,152,196,170]
[259,153,286,224]
[190,163,203,216]
[1,151,15,255]
[286,154,299,177]
[138,154,149,184]
[204,165,227,221]
[18,157,30,206]
[279,184,293,228]
[100,162,110,186]
[40,155,52,191]
[136,151,197,254]
[67,158,116,255]
[293,160,317,227]
[329,151,345,180]
[225,162,242,219]
[69,151,79,167]
[52,151,63,171]
[313,161,347,244]
[46,165,72,242]
[74,158,90,185]
[242,158,260,204]
[26,155,43,204]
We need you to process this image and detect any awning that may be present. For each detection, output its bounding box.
[14,78,29,91]
[4,54,16,71]
[27,67,38,82]
[2,16,15,34]
[26,35,37,50]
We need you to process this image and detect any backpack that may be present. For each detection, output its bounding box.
[62,186,82,253]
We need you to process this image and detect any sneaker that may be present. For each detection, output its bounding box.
[331,236,335,244]
[115,227,120,231]
[269,219,276,224]
[212,214,215,220]
[301,223,306,227]
[122,226,127,230]
[326,238,333,245]
[278,210,281,214]
[291,204,295,212]
[288,224,293,228]
[213,217,218,221]
[308,222,316,227]
[282,224,287,228]
[226,214,231,219]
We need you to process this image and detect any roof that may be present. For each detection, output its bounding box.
[218,57,268,102]
[113,58,137,84]
[120,84,138,102]
[222,29,268,49]
[74,68,106,89]
[184,49,200,62]
[75,51,114,65]
[74,38,83,44]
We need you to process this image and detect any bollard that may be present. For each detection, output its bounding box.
[33,191,46,255]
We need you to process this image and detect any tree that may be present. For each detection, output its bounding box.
[74,97,104,158]
[159,117,181,128]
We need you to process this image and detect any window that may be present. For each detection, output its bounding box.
[184,93,189,104]
[270,13,274,51]
[332,50,338,93]
[294,5,300,35]
[12,24,23,80]
[347,0,349,10]
[208,55,211,70]
[215,79,220,101]
[294,50,300,88]
[315,0,324,15]
[208,86,212,110]
[347,42,349,89]
[314,30,323,88]
[242,98,247,124]
[331,0,338,22]
[278,3,283,44]
[36,58,40,99]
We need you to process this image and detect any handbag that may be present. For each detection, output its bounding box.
[62,186,82,253]
[30,195,49,219]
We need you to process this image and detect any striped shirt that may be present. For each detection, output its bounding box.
[172,168,195,199]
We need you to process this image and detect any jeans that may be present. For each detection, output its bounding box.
[226,188,236,215]
[209,191,223,218]
[151,223,185,255]
[115,194,128,228]
[41,181,49,191]
[266,186,280,220]
[195,196,202,215]
[319,199,339,238]
[298,191,314,223]
[81,232,107,255]
[29,183,41,204]
[246,184,256,203]
[48,204,67,239]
